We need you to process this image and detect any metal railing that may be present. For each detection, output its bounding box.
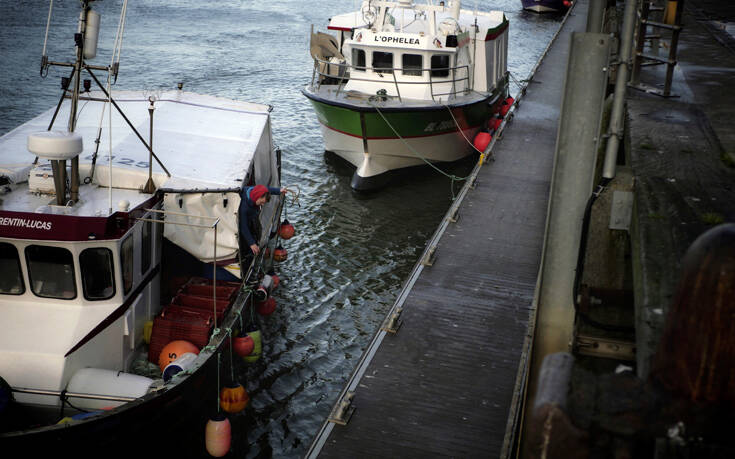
[309,57,472,103]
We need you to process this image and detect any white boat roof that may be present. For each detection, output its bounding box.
[0,90,271,217]
[328,6,505,34]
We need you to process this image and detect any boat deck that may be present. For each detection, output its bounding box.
[306,2,590,457]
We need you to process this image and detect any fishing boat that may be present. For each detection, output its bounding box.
[0,0,287,453]
[521,0,572,14]
[303,0,510,191]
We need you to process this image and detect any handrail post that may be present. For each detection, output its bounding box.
[392,67,402,103]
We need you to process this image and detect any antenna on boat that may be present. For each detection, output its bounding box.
[30,0,101,205]
[142,97,157,194]
[31,0,168,208]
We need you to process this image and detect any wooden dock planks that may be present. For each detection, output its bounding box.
[309,3,592,457]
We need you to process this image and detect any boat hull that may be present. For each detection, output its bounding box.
[521,0,569,13]
[0,334,219,454]
[304,89,505,190]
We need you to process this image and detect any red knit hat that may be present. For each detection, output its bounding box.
[250,185,268,203]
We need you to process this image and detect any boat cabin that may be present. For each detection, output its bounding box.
[313,1,509,102]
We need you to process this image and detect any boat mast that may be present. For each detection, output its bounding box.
[67,2,91,203]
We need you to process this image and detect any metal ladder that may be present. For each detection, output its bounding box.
[630,0,685,97]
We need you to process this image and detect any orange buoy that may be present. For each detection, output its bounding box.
[232,334,255,357]
[278,219,295,240]
[271,274,280,289]
[273,245,287,262]
[205,413,231,457]
[158,340,199,372]
[256,297,276,316]
[473,131,492,152]
[219,383,249,414]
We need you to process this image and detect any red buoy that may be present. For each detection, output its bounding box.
[256,297,277,316]
[278,219,295,240]
[473,131,492,152]
[499,97,514,117]
[232,334,255,357]
[489,117,502,132]
[205,413,231,457]
[273,245,287,262]
[271,274,280,289]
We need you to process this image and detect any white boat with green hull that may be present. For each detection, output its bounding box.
[303,0,509,190]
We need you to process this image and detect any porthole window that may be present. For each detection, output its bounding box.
[352,48,366,71]
[121,236,133,295]
[26,245,76,299]
[141,220,152,275]
[431,54,450,77]
[80,248,115,300]
[373,51,394,74]
[0,242,24,295]
[402,54,423,76]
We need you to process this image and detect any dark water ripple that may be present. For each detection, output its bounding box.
[0,1,563,457]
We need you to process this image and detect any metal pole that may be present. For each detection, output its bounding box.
[586,0,606,33]
[602,0,639,180]
[143,99,156,193]
[213,222,217,330]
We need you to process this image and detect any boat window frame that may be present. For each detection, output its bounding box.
[141,219,152,275]
[0,242,25,295]
[121,234,134,295]
[430,53,451,78]
[352,48,366,72]
[401,53,423,76]
[372,50,394,74]
[25,244,77,300]
[80,247,116,301]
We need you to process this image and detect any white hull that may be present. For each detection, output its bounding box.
[320,124,480,179]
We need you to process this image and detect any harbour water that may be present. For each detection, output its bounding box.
[0,1,562,457]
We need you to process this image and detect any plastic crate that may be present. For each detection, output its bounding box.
[148,306,212,364]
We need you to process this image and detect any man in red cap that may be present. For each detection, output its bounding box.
[239,184,287,256]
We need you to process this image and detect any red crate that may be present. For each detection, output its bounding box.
[148,306,212,364]
[172,293,230,321]
[180,283,239,301]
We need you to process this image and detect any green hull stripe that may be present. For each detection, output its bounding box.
[308,98,496,139]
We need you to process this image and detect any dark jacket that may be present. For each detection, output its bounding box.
[238,186,281,247]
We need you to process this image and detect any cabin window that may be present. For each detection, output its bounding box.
[0,242,24,295]
[121,236,133,295]
[373,51,393,74]
[402,54,423,76]
[25,245,76,299]
[80,248,115,300]
[141,220,152,275]
[431,54,450,77]
[352,49,366,72]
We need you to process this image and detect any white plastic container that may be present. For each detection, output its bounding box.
[84,9,100,59]
[66,368,154,410]
[162,352,198,382]
[27,131,83,160]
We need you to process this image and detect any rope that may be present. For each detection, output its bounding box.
[369,102,473,199]
[227,328,235,383]
[216,353,221,413]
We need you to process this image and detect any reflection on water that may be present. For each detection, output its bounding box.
[0,1,563,456]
